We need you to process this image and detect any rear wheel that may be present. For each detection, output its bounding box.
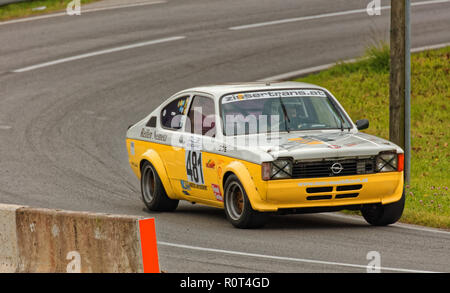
[361,190,405,226]
[224,174,269,229]
[141,161,178,212]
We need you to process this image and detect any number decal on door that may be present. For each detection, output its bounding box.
[185,150,204,184]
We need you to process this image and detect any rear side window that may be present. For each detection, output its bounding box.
[160,96,190,129]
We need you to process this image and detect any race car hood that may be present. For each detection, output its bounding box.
[247,131,403,161]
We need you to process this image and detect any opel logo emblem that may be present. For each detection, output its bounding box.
[331,162,344,174]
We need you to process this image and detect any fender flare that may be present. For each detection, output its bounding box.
[140,149,177,199]
[223,161,275,212]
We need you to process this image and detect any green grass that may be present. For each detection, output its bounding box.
[296,44,450,229]
[0,0,100,21]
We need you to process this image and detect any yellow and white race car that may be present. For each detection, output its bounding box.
[126,82,405,228]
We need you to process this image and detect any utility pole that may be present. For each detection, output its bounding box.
[390,0,411,183]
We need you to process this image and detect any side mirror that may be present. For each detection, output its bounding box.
[356,119,369,130]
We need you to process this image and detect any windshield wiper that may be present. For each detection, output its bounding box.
[336,109,351,132]
[332,113,350,132]
[279,97,291,133]
[339,116,344,132]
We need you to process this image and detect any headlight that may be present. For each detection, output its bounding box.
[376,152,398,172]
[262,159,293,180]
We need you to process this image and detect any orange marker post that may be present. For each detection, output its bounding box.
[138,218,160,273]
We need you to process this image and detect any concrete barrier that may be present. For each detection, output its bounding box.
[0,204,22,273]
[0,204,159,273]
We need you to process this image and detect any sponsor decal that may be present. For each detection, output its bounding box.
[189,183,207,190]
[154,132,167,142]
[298,178,368,187]
[217,144,227,153]
[180,180,191,191]
[185,136,202,151]
[222,89,327,104]
[287,137,323,145]
[328,145,342,149]
[140,128,167,142]
[211,184,223,202]
[180,180,207,191]
[140,128,152,139]
[206,159,215,169]
[177,99,189,115]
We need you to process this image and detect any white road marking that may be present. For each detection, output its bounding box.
[260,42,450,81]
[158,241,441,273]
[12,36,186,73]
[0,1,166,26]
[324,213,450,235]
[411,42,450,53]
[0,125,12,130]
[229,0,450,30]
[258,60,358,82]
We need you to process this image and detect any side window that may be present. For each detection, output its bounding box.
[146,116,157,128]
[186,96,216,137]
[160,96,190,129]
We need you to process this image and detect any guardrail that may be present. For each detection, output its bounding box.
[0,203,159,273]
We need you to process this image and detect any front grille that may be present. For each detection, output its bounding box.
[292,158,374,179]
[335,193,359,199]
[336,184,362,191]
[306,186,333,193]
[306,195,332,201]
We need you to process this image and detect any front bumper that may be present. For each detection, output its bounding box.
[253,172,403,212]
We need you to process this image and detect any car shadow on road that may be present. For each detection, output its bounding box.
[144,204,370,230]
[263,214,369,230]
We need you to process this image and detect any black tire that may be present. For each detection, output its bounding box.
[223,174,269,229]
[361,190,405,226]
[141,161,178,212]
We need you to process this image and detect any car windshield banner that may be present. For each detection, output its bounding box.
[222,89,327,104]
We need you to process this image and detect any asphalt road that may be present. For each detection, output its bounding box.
[0,0,449,273]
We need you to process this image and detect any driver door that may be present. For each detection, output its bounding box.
[181,95,217,201]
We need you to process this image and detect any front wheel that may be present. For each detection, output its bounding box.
[141,161,179,212]
[224,174,269,229]
[361,191,405,226]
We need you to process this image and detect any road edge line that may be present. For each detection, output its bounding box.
[0,1,166,26]
[259,42,450,81]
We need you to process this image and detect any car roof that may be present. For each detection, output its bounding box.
[175,81,327,100]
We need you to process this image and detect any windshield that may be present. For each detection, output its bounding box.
[221,89,352,135]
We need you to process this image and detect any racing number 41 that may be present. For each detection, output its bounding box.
[185,150,204,184]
